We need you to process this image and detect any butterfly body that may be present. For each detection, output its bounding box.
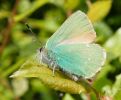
[38,10,106,79]
[40,47,58,69]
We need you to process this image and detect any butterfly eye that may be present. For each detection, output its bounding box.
[39,48,43,52]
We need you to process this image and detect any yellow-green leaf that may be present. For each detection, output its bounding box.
[87,0,112,23]
[10,57,86,94]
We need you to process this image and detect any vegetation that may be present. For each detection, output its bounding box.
[0,0,121,100]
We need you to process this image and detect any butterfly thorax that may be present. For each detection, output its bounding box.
[40,47,58,69]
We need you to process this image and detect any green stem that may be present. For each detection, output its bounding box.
[14,0,49,22]
[2,59,25,77]
[78,77,101,100]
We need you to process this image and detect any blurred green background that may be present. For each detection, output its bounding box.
[0,0,121,100]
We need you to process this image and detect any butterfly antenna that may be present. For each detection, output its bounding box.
[25,23,36,37]
[25,23,42,46]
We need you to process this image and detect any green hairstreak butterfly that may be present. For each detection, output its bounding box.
[37,10,106,80]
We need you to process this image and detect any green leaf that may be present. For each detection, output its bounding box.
[102,74,121,100]
[30,79,54,100]
[93,64,113,91]
[104,28,121,60]
[0,78,14,100]
[17,0,31,13]
[63,93,75,100]
[113,74,121,100]
[94,21,113,43]
[49,0,79,10]
[10,56,86,94]
[63,0,79,10]
[87,0,112,22]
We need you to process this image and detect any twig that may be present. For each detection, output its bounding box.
[0,0,19,54]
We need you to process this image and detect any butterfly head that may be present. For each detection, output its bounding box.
[39,47,43,53]
[39,47,46,60]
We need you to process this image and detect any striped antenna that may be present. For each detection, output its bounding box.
[25,23,36,39]
[25,23,42,47]
[25,23,35,34]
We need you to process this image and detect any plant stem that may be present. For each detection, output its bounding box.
[78,77,101,100]
[14,0,49,22]
[0,0,19,54]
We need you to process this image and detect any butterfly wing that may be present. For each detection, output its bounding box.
[45,11,96,50]
[52,43,106,78]
[44,10,105,78]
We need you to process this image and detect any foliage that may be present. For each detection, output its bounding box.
[0,0,121,100]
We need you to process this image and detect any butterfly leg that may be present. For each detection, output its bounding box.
[59,69,79,81]
[52,64,56,76]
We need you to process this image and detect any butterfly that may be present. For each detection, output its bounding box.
[38,10,106,80]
